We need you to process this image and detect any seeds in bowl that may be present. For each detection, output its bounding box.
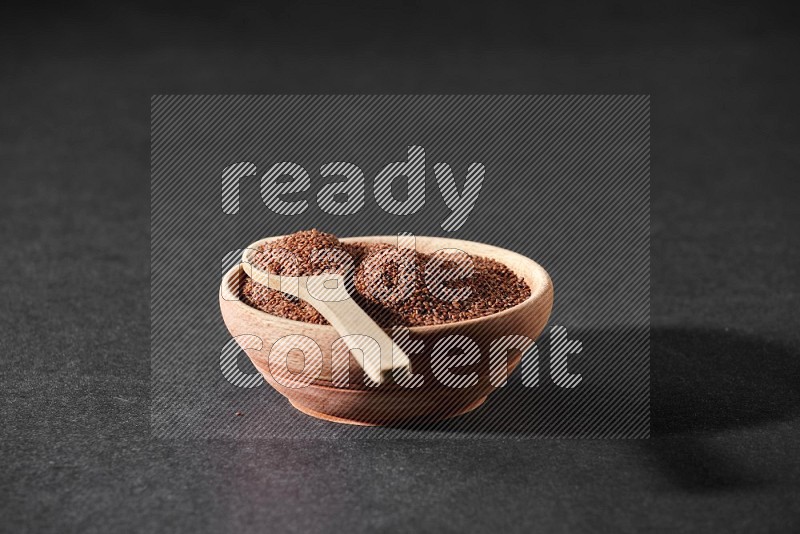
[240,229,531,327]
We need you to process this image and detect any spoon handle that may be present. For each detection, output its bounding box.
[310,294,412,385]
[241,262,412,384]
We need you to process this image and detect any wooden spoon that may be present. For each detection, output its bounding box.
[240,253,412,385]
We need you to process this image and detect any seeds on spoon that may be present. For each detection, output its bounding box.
[241,229,531,328]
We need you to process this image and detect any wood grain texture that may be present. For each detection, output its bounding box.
[220,235,554,425]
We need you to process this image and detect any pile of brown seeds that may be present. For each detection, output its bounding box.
[240,229,531,327]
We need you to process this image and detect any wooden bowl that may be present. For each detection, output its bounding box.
[219,236,553,425]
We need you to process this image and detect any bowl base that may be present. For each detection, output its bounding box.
[288,395,488,426]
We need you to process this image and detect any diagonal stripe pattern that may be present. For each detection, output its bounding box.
[151,95,650,439]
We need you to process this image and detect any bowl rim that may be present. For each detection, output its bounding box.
[220,234,553,335]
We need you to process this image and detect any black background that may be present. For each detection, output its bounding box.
[2,1,799,532]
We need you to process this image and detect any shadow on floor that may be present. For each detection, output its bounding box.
[643,327,799,491]
[379,326,799,491]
